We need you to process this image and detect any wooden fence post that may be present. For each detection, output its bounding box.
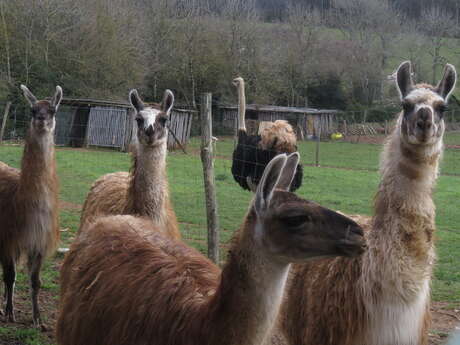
[0,101,12,144]
[315,125,321,167]
[200,93,219,263]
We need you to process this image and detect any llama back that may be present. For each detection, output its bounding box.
[58,215,219,345]
[0,164,21,261]
[79,171,179,239]
[79,171,130,231]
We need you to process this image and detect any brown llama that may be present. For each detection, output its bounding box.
[56,153,366,345]
[79,89,180,239]
[0,85,62,325]
[279,61,457,345]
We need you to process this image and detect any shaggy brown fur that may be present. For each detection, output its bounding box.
[279,62,456,345]
[56,153,365,345]
[79,90,180,239]
[259,120,297,153]
[0,85,62,325]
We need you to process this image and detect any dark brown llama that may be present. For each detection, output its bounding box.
[0,85,62,325]
[56,153,366,345]
[79,89,179,239]
[279,61,457,345]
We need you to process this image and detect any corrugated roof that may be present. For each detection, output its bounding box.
[59,98,196,113]
[219,104,339,114]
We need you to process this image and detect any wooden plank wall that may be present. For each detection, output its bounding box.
[220,108,337,140]
[55,106,77,146]
[86,107,128,149]
[167,110,193,150]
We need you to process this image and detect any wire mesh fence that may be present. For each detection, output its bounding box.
[1,100,460,259]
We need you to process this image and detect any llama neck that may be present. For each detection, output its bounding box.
[237,82,246,131]
[368,118,442,283]
[19,129,57,197]
[205,212,290,345]
[128,143,168,220]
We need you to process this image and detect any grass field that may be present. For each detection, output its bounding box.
[0,135,459,344]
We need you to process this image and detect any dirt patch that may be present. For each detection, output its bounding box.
[0,281,457,345]
[430,302,460,345]
[0,216,457,344]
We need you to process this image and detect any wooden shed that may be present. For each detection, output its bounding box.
[218,104,339,139]
[55,98,194,151]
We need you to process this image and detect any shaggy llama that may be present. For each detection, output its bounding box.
[56,153,365,345]
[280,61,457,345]
[0,85,62,325]
[79,89,179,239]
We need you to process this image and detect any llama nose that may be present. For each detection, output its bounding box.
[145,125,154,137]
[417,119,432,130]
[416,108,432,131]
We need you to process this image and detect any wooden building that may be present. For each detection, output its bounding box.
[218,104,339,139]
[55,98,194,151]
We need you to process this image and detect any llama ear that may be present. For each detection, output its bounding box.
[435,64,457,101]
[254,154,288,214]
[162,89,174,115]
[52,86,63,110]
[396,61,414,99]
[129,89,145,112]
[274,152,300,191]
[20,85,38,107]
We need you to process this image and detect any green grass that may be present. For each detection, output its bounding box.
[190,133,460,175]
[0,137,459,344]
[0,326,52,345]
[1,139,459,303]
[445,131,460,146]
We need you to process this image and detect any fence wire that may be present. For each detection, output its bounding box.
[0,101,459,254]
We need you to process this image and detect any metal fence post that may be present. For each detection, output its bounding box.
[200,93,219,263]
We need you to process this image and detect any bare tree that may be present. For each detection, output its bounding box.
[0,0,11,86]
[422,6,456,84]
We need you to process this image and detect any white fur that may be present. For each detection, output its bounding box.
[405,89,443,104]
[139,108,161,130]
[253,258,290,345]
[365,279,429,345]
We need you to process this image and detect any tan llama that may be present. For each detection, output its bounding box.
[79,89,179,239]
[0,85,62,325]
[56,153,366,345]
[279,61,457,345]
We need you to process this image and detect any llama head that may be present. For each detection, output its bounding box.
[396,61,457,146]
[252,153,366,263]
[129,89,174,147]
[21,85,63,134]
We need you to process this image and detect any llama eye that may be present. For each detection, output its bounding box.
[402,101,414,113]
[437,104,448,114]
[281,215,311,228]
[136,117,144,127]
[158,117,167,126]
